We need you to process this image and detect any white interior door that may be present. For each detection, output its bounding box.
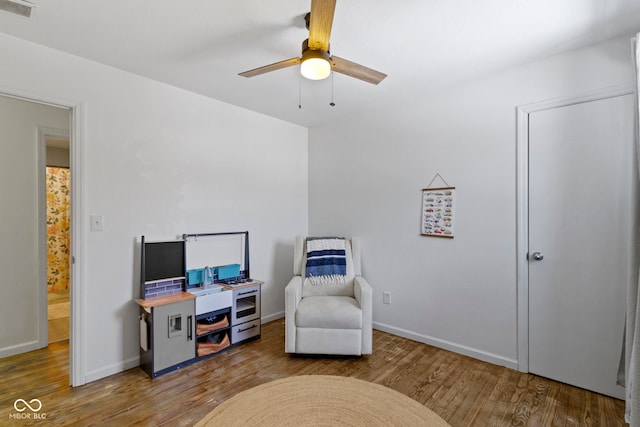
[528,94,634,399]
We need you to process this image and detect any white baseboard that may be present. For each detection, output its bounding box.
[373,321,518,370]
[83,315,515,384]
[0,340,41,359]
[262,311,284,324]
[84,355,140,384]
[85,312,285,384]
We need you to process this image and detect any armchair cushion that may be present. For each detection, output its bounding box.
[295,296,363,329]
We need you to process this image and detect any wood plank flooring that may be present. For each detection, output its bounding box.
[48,290,70,344]
[0,319,625,426]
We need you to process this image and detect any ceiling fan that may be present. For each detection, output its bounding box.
[238,0,387,85]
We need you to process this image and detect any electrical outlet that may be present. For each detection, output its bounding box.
[383,291,391,304]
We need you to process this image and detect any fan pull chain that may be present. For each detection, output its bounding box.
[330,72,336,106]
[298,72,302,109]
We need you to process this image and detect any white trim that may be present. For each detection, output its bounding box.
[0,90,72,110]
[515,84,634,373]
[0,340,39,358]
[38,127,69,141]
[37,128,48,351]
[37,126,70,351]
[84,311,282,382]
[373,321,518,370]
[85,355,139,384]
[515,106,529,372]
[261,311,284,324]
[70,103,86,386]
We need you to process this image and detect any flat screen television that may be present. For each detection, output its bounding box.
[141,238,186,283]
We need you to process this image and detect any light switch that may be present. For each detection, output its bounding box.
[90,215,104,231]
[383,291,391,304]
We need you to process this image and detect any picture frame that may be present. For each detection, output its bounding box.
[421,187,455,238]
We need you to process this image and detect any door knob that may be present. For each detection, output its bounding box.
[531,252,544,261]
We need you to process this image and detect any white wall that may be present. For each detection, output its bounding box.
[46,146,70,168]
[0,33,308,383]
[308,35,635,367]
[0,26,634,383]
[0,96,69,356]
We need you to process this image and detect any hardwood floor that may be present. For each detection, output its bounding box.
[0,319,624,426]
[48,290,70,344]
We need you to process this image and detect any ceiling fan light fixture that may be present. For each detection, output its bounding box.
[238,2,386,85]
[300,49,331,80]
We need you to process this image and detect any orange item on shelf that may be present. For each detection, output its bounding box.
[197,333,230,357]
[196,315,229,335]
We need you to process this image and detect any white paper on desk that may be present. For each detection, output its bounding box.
[140,318,148,352]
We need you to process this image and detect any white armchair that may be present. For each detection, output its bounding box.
[285,236,372,355]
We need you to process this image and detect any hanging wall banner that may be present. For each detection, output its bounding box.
[421,187,455,238]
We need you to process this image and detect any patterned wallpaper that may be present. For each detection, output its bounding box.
[46,166,70,292]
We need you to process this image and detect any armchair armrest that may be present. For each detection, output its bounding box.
[354,276,373,354]
[284,275,303,353]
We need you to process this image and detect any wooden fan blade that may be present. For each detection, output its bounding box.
[238,57,301,78]
[330,56,387,85]
[308,0,336,51]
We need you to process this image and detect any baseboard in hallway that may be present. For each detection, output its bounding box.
[48,289,70,304]
[48,302,69,320]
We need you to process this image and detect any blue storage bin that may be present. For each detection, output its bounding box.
[187,268,204,286]
[217,264,240,281]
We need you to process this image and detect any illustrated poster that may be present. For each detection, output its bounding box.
[421,187,455,238]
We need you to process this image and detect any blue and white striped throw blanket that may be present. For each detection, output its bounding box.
[305,237,347,285]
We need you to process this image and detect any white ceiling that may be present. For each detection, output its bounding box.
[1,0,639,127]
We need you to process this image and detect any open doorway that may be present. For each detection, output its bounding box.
[0,95,71,360]
[0,91,84,386]
[45,134,70,344]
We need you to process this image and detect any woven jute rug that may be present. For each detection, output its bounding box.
[195,375,451,427]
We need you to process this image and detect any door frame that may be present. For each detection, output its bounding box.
[1,90,87,386]
[515,84,634,372]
